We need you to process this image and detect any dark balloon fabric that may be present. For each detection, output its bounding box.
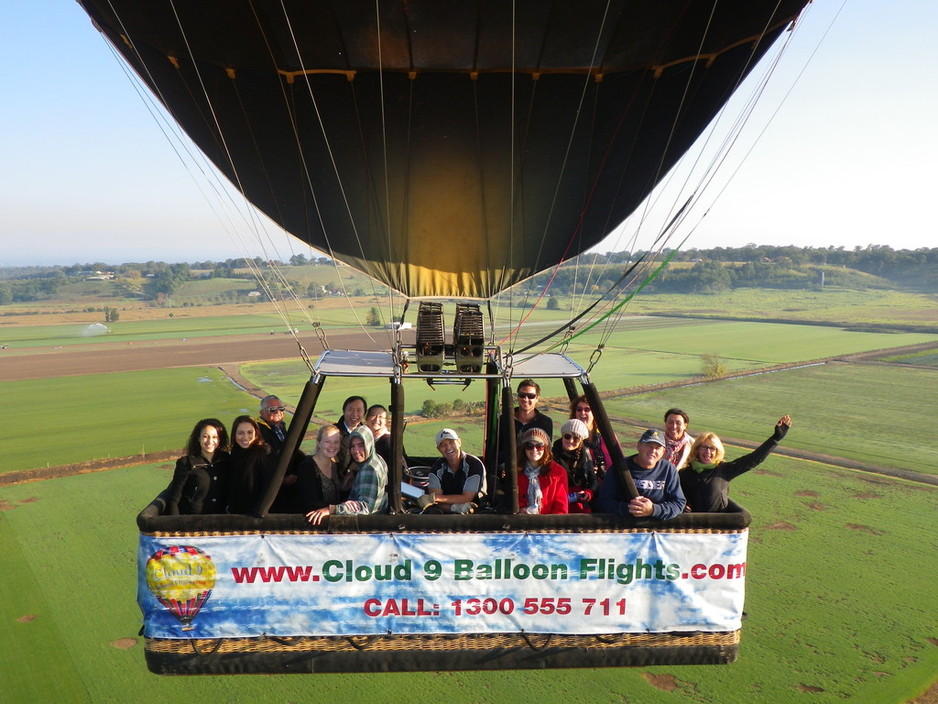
[77,1,808,298]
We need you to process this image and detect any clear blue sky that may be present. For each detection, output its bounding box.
[2,1,935,268]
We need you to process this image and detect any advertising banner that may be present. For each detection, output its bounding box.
[139,531,747,639]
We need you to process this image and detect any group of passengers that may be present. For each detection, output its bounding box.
[167,383,792,522]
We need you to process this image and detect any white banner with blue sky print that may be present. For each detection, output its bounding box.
[139,531,747,638]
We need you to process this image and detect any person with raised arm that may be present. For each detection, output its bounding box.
[680,416,793,512]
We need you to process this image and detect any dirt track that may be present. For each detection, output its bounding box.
[0,329,392,381]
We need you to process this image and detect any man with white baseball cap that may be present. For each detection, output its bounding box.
[425,428,486,514]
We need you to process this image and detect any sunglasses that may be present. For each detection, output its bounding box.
[562,433,581,441]
[699,445,717,452]
[518,392,538,400]
[266,406,286,412]
[523,442,546,450]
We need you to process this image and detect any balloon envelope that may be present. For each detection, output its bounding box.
[77,0,809,298]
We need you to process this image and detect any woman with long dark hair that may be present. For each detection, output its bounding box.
[166,418,230,515]
[227,415,274,515]
[569,394,615,482]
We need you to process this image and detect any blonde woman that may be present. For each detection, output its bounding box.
[295,424,344,513]
[680,416,792,512]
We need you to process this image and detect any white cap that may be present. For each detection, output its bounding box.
[435,428,459,445]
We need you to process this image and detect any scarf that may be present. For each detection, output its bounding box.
[524,465,543,513]
[691,461,719,474]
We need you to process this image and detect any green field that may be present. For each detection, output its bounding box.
[0,313,323,349]
[2,368,258,473]
[604,363,938,476]
[2,456,935,703]
[2,319,935,477]
[621,287,938,331]
[1,300,937,702]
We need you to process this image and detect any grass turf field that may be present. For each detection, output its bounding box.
[1,456,935,703]
[1,314,936,702]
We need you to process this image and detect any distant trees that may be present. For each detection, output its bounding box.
[0,244,936,310]
[144,263,190,302]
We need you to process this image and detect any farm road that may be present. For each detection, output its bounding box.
[0,329,395,381]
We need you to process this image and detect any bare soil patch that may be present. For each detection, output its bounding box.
[17,614,37,623]
[110,638,138,650]
[0,328,385,381]
[846,524,885,535]
[765,522,797,531]
[642,673,680,692]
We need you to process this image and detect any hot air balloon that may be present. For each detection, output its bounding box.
[145,545,216,631]
[83,0,817,675]
[76,0,808,299]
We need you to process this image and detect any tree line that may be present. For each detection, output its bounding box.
[1,245,935,305]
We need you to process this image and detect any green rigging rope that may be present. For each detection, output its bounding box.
[539,240,687,355]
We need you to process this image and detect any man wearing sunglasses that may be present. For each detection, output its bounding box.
[513,378,554,442]
[257,394,305,511]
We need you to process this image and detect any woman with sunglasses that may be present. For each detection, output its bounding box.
[516,428,568,515]
[569,395,615,482]
[552,419,597,513]
[680,415,792,512]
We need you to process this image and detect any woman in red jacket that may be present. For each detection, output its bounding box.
[516,428,568,515]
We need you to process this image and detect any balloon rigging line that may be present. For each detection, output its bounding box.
[543,238,687,359]
[97,2,324,364]
[513,196,691,355]
[497,0,617,349]
[372,0,403,341]
[277,2,385,346]
[109,3,344,361]
[509,0,695,347]
[569,1,812,354]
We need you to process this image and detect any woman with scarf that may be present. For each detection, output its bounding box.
[551,418,597,513]
[306,425,388,524]
[680,415,792,512]
[516,428,568,515]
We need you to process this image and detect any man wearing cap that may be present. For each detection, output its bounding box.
[425,428,487,514]
[596,428,686,520]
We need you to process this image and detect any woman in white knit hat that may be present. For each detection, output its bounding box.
[552,418,597,513]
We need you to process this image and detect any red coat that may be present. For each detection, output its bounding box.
[517,462,569,515]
